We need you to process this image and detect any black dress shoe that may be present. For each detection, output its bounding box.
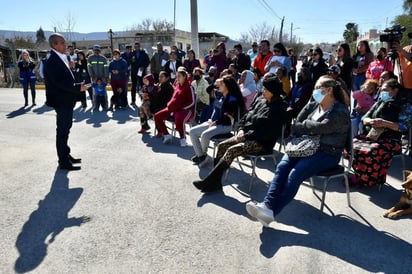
[69,155,82,164]
[59,164,81,171]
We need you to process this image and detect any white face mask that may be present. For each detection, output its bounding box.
[312,89,324,103]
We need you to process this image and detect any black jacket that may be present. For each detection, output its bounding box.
[44,50,82,108]
[238,97,287,152]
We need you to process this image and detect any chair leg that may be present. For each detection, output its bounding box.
[343,174,351,207]
[248,156,258,192]
[309,177,316,194]
[320,178,330,212]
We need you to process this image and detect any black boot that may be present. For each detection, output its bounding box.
[193,161,229,193]
[24,97,28,107]
[213,157,221,167]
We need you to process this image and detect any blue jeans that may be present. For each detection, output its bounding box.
[264,151,341,216]
[352,74,366,91]
[23,81,36,102]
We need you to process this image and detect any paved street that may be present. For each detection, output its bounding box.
[1,88,411,273]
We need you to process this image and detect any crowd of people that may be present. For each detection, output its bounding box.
[34,34,412,224]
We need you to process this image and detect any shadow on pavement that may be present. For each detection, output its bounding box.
[259,201,412,273]
[6,106,34,119]
[14,169,90,273]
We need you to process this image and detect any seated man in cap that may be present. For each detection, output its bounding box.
[327,65,349,97]
[192,76,288,193]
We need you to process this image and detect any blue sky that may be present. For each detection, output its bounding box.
[0,0,405,44]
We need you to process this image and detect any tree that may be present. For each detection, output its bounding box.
[52,12,76,42]
[403,0,412,14]
[5,36,35,50]
[127,18,174,33]
[343,23,359,44]
[36,27,46,45]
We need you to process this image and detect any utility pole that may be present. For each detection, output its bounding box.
[290,22,293,44]
[173,0,176,45]
[108,29,113,52]
[279,16,285,43]
[190,0,199,58]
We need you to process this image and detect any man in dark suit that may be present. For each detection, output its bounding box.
[44,33,88,170]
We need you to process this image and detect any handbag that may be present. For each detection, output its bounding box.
[285,135,320,157]
[366,127,385,141]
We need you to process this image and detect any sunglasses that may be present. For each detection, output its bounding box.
[313,53,319,56]
[273,49,281,53]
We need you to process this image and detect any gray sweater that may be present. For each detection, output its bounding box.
[293,101,350,155]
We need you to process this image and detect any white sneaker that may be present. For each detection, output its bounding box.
[163,134,173,144]
[246,201,274,227]
[180,138,187,147]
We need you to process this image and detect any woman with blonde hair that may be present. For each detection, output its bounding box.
[18,50,37,106]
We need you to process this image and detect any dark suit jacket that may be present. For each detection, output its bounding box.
[44,50,81,108]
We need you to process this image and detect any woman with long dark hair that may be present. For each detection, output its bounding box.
[192,76,287,193]
[75,51,92,108]
[335,43,354,91]
[352,40,374,90]
[265,42,292,75]
[189,75,246,167]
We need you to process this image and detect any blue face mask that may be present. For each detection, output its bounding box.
[379,91,392,102]
[312,89,325,103]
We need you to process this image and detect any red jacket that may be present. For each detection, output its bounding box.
[253,51,273,76]
[167,80,195,112]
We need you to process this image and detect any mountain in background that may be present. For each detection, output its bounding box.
[0,29,132,43]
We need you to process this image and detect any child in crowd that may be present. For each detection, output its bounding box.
[351,79,378,137]
[110,87,126,110]
[138,74,157,133]
[92,78,108,111]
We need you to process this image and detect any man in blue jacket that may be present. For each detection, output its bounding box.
[44,33,89,170]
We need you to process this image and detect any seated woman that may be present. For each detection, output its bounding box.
[246,75,350,226]
[150,71,174,115]
[239,70,257,109]
[351,79,406,187]
[154,67,195,147]
[351,79,378,137]
[189,76,246,167]
[192,76,288,193]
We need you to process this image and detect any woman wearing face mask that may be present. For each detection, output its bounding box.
[351,79,407,187]
[246,75,350,227]
[366,47,394,80]
[191,67,210,123]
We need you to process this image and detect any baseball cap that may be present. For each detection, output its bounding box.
[327,65,341,74]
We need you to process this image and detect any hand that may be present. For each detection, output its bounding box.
[287,107,293,112]
[270,61,280,67]
[370,118,386,128]
[80,81,89,92]
[236,131,245,142]
[208,121,216,127]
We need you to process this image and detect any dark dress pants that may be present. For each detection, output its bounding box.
[55,106,74,166]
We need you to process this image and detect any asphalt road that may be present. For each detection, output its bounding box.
[1,88,411,274]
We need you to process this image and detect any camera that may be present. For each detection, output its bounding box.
[379,25,406,43]
[380,25,407,60]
